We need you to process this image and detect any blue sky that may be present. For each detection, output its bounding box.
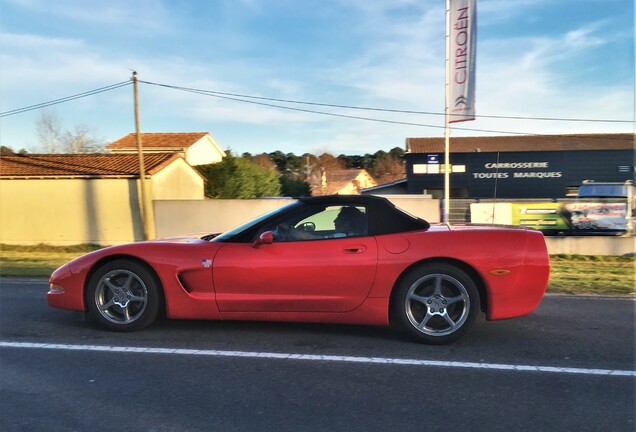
[0,0,633,156]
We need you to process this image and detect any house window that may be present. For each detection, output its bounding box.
[413,164,428,174]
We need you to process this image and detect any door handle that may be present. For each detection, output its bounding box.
[341,246,367,254]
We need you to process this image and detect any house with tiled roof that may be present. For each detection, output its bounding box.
[2,153,183,178]
[106,132,226,166]
[311,169,377,195]
[0,153,205,245]
[405,133,634,199]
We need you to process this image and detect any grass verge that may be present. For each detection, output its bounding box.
[0,245,634,296]
[547,254,634,296]
[0,244,101,278]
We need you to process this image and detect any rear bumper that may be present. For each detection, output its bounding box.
[486,232,550,320]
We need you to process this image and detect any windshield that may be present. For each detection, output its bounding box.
[213,201,299,242]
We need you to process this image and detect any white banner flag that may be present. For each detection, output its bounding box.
[448,0,477,123]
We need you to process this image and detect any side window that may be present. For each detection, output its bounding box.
[297,206,340,232]
[271,205,368,242]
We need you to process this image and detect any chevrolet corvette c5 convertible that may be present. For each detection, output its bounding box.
[48,195,550,344]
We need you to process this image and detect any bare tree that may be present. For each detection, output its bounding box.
[37,110,62,153]
[62,124,102,153]
[36,110,104,153]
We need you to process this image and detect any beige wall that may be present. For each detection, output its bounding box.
[0,178,145,245]
[151,158,205,200]
[185,136,225,166]
[154,198,296,237]
[470,203,513,224]
[544,237,635,255]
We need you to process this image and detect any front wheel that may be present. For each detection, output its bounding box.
[392,263,480,344]
[86,260,161,332]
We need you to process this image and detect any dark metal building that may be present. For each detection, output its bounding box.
[405,133,634,199]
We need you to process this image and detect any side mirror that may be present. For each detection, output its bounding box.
[300,222,316,232]
[252,231,274,248]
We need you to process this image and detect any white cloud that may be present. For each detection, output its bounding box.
[563,23,606,50]
[5,0,171,31]
[477,0,548,25]
[0,33,112,107]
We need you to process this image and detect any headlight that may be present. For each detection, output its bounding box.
[49,264,71,293]
[48,284,65,294]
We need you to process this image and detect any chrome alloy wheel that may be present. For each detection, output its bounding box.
[404,273,470,337]
[94,269,149,325]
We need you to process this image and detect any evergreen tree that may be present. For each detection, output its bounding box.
[197,153,281,198]
[279,176,311,197]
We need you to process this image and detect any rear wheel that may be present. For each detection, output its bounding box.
[86,260,161,331]
[393,263,480,344]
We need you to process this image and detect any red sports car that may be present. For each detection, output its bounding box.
[48,195,550,344]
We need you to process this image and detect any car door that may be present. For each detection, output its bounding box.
[213,235,378,313]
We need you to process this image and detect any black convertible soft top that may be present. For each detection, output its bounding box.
[298,195,430,236]
[216,195,430,243]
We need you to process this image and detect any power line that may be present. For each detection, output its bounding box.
[145,81,453,130]
[0,81,131,118]
[138,80,633,137]
[139,80,632,124]
[1,78,632,139]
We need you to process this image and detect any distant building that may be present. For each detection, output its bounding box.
[405,133,634,199]
[312,169,377,195]
[107,132,225,166]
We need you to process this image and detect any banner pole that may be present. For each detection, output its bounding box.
[444,0,451,224]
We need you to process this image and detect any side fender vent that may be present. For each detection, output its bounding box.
[177,274,193,293]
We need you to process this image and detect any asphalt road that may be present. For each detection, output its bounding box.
[0,278,634,432]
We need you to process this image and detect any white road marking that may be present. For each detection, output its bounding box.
[544,294,635,301]
[1,341,634,377]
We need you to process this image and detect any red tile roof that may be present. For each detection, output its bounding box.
[406,133,635,153]
[0,153,182,178]
[106,132,209,150]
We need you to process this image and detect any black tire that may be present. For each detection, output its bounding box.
[86,259,161,332]
[392,263,480,344]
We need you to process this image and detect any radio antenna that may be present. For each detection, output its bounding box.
[492,152,501,226]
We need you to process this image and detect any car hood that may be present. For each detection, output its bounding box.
[158,232,222,242]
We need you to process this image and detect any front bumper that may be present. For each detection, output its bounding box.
[47,264,86,311]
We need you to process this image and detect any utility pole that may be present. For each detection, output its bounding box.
[133,71,151,240]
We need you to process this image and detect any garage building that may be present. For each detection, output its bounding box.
[405,133,634,199]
